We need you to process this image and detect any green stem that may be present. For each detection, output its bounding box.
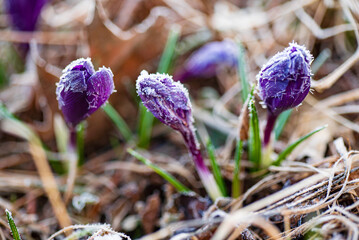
[6,210,21,240]
[137,103,154,148]
[207,139,227,196]
[232,140,243,198]
[64,128,78,202]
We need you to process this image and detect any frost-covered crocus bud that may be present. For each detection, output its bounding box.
[56,58,115,128]
[174,40,238,81]
[136,71,222,200]
[257,42,313,146]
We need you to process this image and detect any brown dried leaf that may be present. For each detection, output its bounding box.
[140,192,161,234]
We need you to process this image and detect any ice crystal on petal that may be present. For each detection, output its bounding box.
[56,58,114,128]
[136,70,192,132]
[256,42,313,116]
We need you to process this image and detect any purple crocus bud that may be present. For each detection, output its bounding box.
[257,42,313,146]
[136,70,192,133]
[257,42,313,116]
[174,40,238,82]
[5,0,47,57]
[136,71,222,200]
[56,58,115,128]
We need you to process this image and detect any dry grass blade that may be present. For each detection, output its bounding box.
[0,30,81,45]
[28,141,72,229]
[312,0,359,91]
[295,8,354,39]
[305,95,359,133]
[1,117,71,229]
[213,174,326,239]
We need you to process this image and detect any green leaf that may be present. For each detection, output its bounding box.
[6,210,22,240]
[0,103,38,142]
[206,139,227,196]
[232,139,243,198]
[102,103,132,142]
[274,109,292,140]
[157,27,181,74]
[248,90,261,171]
[273,125,327,166]
[237,42,250,103]
[127,148,190,193]
[137,27,180,148]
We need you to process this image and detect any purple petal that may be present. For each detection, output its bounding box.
[56,58,115,127]
[86,67,114,114]
[256,42,313,116]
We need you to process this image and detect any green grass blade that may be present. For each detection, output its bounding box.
[158,27,181,73]
[0,103,38,142]
[102,103,132,142]
[274,109,292,140]
[248,90,261,171]
[206,139,227,196]
[137,28,180,148]
[273,125,327,166]
[232,139,243,198]
[137,103,155,148]
[237,42,250,103]
[0,103,17,120]
[311,48,331,74]
[6,210,22,240]
[127,148,190,193]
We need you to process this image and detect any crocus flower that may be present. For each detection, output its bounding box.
[136,70,222,200]
[56,58,114,201]
[5,0,47,57]
[257,42,313,146]
[174,40,238,82]
[56,58,115,129]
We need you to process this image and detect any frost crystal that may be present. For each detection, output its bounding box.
[256,42,313,116]
[136,70,193,133]
[56,58,115,128]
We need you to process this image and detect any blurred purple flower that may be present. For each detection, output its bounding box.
[136,71,222,200]
[5,0,47,31]
[174,40,238,82]
[257,42,313,145]
[4,0,47,57]
[56,58,115,128]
